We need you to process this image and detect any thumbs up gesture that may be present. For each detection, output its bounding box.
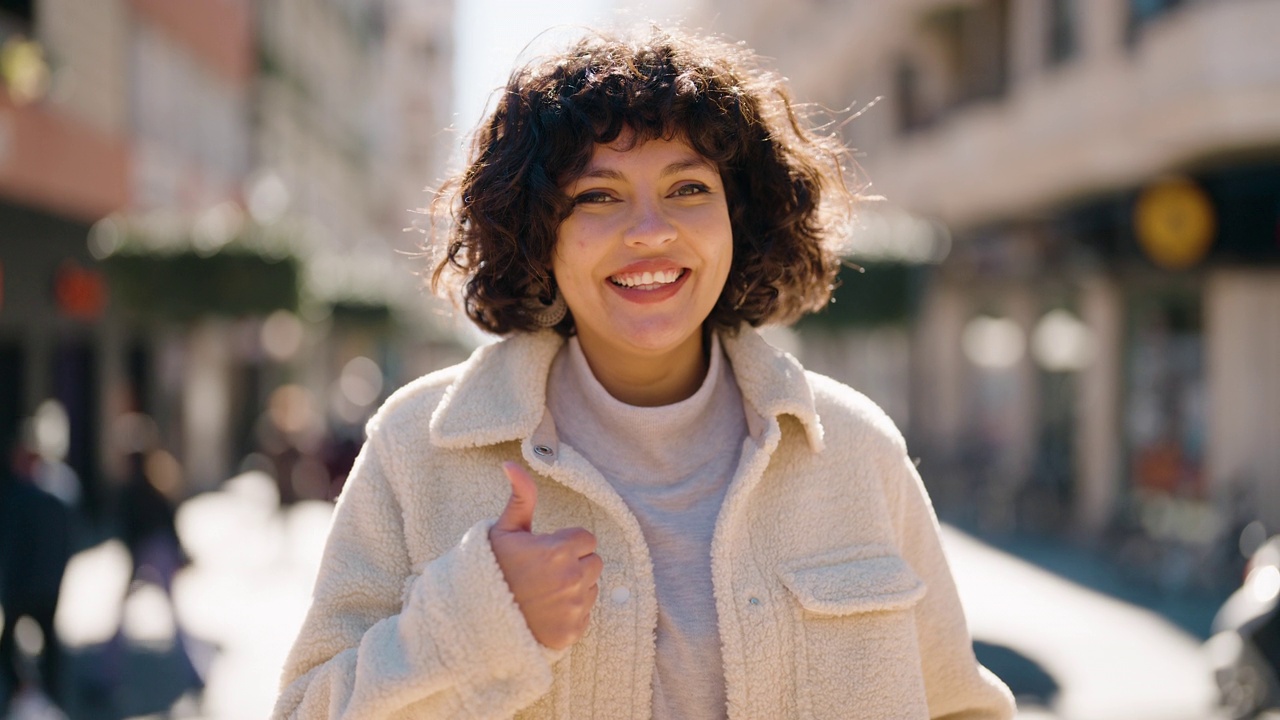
[489,461,603,650]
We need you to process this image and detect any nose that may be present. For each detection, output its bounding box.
[623,199,676,248]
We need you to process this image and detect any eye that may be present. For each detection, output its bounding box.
[671,183,711,197]
[573,191,616,205]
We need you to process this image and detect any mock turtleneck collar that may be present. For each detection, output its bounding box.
[547,334,746,484]
[426,327,825,453]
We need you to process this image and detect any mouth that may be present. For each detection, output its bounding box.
[608,268,687,290]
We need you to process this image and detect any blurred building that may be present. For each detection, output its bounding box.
[0,0,459,508]
[0,0,140,514]
[706,0,1280,578]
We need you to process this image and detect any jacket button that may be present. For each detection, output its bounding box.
[533,444,554,457]
[611,586,631,604]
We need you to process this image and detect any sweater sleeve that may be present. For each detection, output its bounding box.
[891,452,1017,720]
[271,433,556,719]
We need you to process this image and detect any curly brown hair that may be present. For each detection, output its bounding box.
[431,26,853,335]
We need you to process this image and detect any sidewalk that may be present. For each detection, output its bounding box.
[941,525,1224,720]
[961,526,1231,639]
[41,472,328,720]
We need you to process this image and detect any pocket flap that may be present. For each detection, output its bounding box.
[778,547,926,616]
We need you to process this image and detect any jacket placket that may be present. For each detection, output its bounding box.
[519,409,659,720]
[709,402,786,720]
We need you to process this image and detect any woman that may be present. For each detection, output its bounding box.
[274,27,1015,720]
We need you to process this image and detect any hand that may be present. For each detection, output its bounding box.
[489,461,603,650]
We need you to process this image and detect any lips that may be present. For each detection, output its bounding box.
[605,264,690,304]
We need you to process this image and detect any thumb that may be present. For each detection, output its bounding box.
[494,461,537,533]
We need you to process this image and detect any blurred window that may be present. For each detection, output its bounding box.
[1124,287,1205,505]
[0,0,32,40]
[0,0,31,23]
[911,0,1010,127]
[949,0,1010,105]
[128,19,250,201]
[1046,0,1079,67]
[0,340,23,465]
[1127,0,1188,42]
[895,59,927,134]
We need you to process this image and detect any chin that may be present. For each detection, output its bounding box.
[619,320,705,355]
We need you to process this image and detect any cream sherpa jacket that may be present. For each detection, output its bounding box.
[274,328,1016,720]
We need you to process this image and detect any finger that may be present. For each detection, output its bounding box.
[494,461,538,533]
[552,527,597,557]
[581,553,604,585]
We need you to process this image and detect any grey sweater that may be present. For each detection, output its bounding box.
[546,335,747,720]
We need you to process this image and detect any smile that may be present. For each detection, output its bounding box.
[608,269,687,290]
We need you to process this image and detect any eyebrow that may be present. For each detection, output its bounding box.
[576,156,718,182]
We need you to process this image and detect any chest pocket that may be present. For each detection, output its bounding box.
[777,547,930,720]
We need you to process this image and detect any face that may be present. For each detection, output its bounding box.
[552,134,733,364]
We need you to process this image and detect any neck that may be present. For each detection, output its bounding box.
[575,329,709,407]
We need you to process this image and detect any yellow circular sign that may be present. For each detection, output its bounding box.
[1134,177,1215,270]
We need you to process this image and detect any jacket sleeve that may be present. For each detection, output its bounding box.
[890,451,1017,720]
[271,432,556,719]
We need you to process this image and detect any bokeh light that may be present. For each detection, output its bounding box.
[962,316,1025,370]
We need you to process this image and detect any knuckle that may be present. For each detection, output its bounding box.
[562,565,585,586]
[560,527,595,549]
[586,553,604,574]
[553,543,577,563]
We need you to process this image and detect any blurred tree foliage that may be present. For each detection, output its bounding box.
[330,300,393,328]
[796,261,921,329]
[104,250,299,320]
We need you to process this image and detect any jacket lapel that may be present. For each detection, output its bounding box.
[428,330,565,448]
[720,329,825,453]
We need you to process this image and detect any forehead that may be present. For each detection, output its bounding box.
[577,134,718,178]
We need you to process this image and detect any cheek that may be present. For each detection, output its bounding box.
[702,216,735,278]
[550,240,592,304]
[553,221,598,268]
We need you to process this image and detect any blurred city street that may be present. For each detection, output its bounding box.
[3,0,1280,718]
[40,472,330,720]
[945,526,1221,720]
[16,477,1224,720]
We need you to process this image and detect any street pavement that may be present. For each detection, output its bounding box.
[25,471,1227,719]
[943,526,1223,720]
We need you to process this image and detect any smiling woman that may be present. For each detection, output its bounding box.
[273,26,1016,720]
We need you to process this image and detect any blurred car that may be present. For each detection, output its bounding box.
[1206,535,1280,718]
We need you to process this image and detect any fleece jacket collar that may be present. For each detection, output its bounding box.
[427,328,825,452]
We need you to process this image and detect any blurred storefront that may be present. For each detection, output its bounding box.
[703,0,1280,586]
[1,0,460,509]
[0,201,113,514]
[0,0,130,516]
[920,166,1280,567]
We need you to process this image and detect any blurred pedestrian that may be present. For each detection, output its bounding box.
[118,451,188,596]
[320,432,361,501]
[275,26,1014,719]
[96,449,203,706]
[0,442,72,714]
[27,401,82,511]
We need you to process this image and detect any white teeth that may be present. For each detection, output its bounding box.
[610,269,682,288]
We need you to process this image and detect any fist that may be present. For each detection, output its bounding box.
[489,461,603,650]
